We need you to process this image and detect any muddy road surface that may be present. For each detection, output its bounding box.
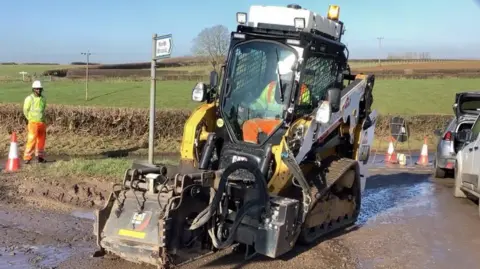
[1,168,480,269]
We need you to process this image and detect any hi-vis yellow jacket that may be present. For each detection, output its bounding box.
[23,94,46,123]
[250,81,311,116]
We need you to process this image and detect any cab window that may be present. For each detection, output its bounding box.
[300,55,339,108]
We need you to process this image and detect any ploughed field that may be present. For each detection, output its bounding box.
[3,59,480,81]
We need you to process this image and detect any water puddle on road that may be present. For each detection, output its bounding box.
[358,172,440,225]
[0,244,90,269]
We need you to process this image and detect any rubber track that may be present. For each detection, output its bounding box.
[315,158,357,200]
[299,158,359,244]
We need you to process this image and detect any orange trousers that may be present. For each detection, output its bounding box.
[23,122,46,161]
[242,119,281,144]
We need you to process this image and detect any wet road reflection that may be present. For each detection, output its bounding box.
[346,170,480,269]
[358,171,439,225]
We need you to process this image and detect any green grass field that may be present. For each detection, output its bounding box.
[0,80,199,110]
[2,78,480,115]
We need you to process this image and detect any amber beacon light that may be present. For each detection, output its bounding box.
[327,5,340,21]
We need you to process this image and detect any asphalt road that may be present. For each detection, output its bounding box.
[1,168,479,269]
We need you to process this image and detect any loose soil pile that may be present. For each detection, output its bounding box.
[0,162,179,210]
[0,172,109,209]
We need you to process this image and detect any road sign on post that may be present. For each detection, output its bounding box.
[149,34,173,165]
[155,35,173,59]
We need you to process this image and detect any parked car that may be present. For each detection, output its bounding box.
[433,91,480,178]
[453,114,480,215]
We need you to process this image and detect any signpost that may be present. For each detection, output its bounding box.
[19,71,28,81]
[149,34,173,164]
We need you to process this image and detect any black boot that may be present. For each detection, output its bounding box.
[37,157,47,163]
[24,160,31,165]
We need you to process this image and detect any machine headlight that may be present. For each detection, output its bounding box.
[192,82,206,102]
[315,101,332,124]
[294,18,305,29]
[237,12,247,24]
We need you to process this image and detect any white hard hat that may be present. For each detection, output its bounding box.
[277,53,296,76]
[32,80,43,88]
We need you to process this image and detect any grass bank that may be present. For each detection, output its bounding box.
[18,157,179,182]
[0,103,452,157]
[0,157,180,210]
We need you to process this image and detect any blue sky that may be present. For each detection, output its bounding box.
[1,0,480,63]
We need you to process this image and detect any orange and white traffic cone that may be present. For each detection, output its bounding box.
[385,136,398,164]
[416,136,429,166]
[5,132,21,172]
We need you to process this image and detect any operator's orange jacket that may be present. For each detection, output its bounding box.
[243,82,310,143]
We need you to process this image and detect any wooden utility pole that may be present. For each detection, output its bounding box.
[81,51,91,100]
[377,37,384,66]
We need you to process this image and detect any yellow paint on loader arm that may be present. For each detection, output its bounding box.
[180,103,216,164]
[267,138,292,194]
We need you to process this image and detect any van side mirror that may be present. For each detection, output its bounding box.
[327,88,341,113]
[210,70,218,89]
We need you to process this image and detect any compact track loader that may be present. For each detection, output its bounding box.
[93,4,378,268]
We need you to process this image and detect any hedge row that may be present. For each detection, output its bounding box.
[0,104,452,140]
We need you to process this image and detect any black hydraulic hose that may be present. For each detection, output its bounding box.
[189,161,269,231]
[209,200,265,249]
[127,166,166,176]
[198,133,216,169]
[208,164,270,249]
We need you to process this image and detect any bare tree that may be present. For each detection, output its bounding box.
[191,25,230,70]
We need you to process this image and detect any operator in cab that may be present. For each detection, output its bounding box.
[242,53,311,144]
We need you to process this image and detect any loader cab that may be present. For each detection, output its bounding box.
[190,4,349,171]
[214,27,347,147]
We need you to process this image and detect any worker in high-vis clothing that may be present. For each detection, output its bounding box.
[23,80,47,164]
[243,53,311,143]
